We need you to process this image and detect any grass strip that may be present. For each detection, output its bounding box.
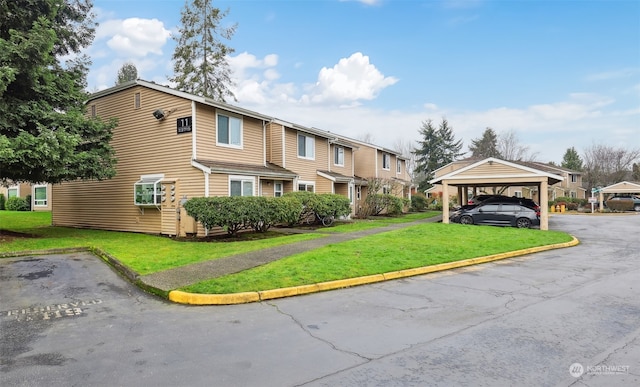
[181,223,574,294]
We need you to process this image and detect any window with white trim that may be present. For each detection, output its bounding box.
[134,174,164,205]
[334,146,344,166]
[297,133,315,159]
[382,153,391,170]
[514,191,522,198]
[570,191,577,198]
[298,182,315,192]
[34,185,48,206]
[356,186,361,200]
[217,113,242,147]
[230,176,254,196]
[571,174,578,183]
[349,185,354,204]
[396,159,402,174]
[7,187,18,198]
[274,181,283,197]
[383,185,391,195]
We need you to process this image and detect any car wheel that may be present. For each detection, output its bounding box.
[634,204,640,212]
[516,217,531,229]
[460,215,473,225]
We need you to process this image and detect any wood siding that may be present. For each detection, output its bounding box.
[53,86,201,234]
[283,129,329,183]
[353,146,377,178]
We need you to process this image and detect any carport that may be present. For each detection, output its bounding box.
[430,157,564,230]
[598,181,640,210]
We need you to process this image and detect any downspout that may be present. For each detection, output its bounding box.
[191,101,197,160]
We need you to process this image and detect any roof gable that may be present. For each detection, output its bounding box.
[430,157,564,185]
[599,181,640,193]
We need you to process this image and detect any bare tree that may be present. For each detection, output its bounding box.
[583,144,640,190]
[498,130,538,162]
[392,138,416,182]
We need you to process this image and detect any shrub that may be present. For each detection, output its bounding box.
[411,193,428,212]
[283,192,351,224]
[606,199,634,212]
[6,196,29,211]
[0,193,5,210]
[183,196,304,236]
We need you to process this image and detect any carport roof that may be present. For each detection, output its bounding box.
[599,181,640,193]
[429,157,564,187]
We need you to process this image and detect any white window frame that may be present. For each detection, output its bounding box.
[229,175,255,197]
[7,186,18,198]
[514,190,523,198]
[216,111,243,148]
[274,181,283,197]
[396,159,402,174]
[297,133,315,160]
[298,181,315,192]
[33,185,48,206]
[571,174,578,183]
[134,174,164,206]
[356,186,361,200]
[382,153,391,170]
[348,184,354,204]
[334,146,344,166]
[383,185,391,195]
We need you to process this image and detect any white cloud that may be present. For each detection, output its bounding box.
[97,18,171,58]
[303,52,398,105]
[586,68,638,81]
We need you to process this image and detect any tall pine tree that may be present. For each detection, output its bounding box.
[0,0,117,184]
[170,0,237,102]
[414,118,464,191]
[560,147,583,171]
[468,128,501,159]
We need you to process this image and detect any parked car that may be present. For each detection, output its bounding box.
[605,194,640,212]
[450,202,540,228]
[468,195,540,211]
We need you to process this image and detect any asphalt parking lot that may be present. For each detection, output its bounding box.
[1,214,639,386]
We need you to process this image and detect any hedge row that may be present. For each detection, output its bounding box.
[183,193,352,236]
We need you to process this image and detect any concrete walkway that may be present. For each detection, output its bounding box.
[139,215,442,292]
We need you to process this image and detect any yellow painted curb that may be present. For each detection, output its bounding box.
[168,236,579,305]
[169,290,260,305]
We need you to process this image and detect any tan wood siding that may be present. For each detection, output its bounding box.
[458,163,525,177]
[267,123,284,166]
[315,176,333,194]
[52,86,201,234]
[353,146,377,178]
[283,129,329,183]
[329,145,354,177]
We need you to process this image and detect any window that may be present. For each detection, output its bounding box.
[334,146,344,166]
[298,182,315,192]
[134,174,164,206]
[570,191,577,198]
[217,113,242,147]
[514,191,522,198]
[356,186,361,200]
[90,105,96,118]
[230,176,254,196]
[382,153,391,170]
[34,185,47,206]
[349,185,354,204]
[396,159,402,174]
[134,92,141,109]
[297,133,315,159]
[383,185,391,195]
[7,187,18,198]
[274,182,283,197]
[571,174,578,183]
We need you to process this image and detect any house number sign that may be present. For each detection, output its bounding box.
[177,116,192,134]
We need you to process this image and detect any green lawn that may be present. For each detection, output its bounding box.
[0,211,574,295]
[181,223,573,294]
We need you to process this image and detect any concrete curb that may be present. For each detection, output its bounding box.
[168,235,580,305]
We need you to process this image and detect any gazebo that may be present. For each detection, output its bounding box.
[429,158,564,230]
[597,181,640,210]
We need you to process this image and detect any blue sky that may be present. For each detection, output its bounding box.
[87,0,640,164]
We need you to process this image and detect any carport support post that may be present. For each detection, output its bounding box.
[540,181,549,230]
[442,182,450,224]
[457,186,464,207]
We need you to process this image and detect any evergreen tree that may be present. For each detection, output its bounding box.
[560,146,583,171]
[414,118,464,191]
[115,62,138,85]
[0,0,117,184]
[468,128,501,159]
[170,0,237,102]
